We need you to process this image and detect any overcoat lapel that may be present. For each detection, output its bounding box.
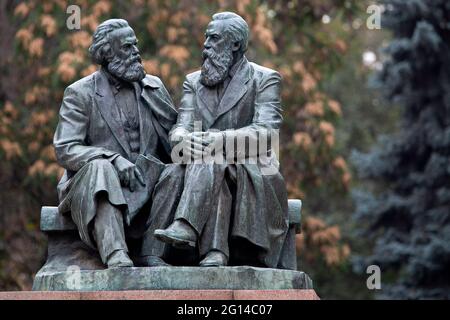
[196,85,218,130]
[94,71,131,155]
[139,77,175,156]
[133,83,153,154]
[215,58,251,119]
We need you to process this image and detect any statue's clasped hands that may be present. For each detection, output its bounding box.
[188,131,224,159]
[172,130,224,160]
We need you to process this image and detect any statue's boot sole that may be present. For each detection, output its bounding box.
[199,262,227,267]
[199,255,228,267]
[154,229,196,248]
[133,256,171,267]
[108,262,134,268]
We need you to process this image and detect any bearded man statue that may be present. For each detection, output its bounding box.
[141,12,290,269]
[53,19,177,268]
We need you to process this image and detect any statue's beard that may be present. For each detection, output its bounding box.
[200,47,234,87]
[107,54,145,82]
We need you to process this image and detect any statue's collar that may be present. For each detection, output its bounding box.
[228,56,245,78]
[141,76,160,89]
[96,68,160,97]
[101,68,133,92]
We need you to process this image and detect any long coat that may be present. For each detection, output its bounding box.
[54,69,177,247]
[172,57,289,268]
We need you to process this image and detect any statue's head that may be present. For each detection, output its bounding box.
[200,12,249,87]
[89,19,145,82]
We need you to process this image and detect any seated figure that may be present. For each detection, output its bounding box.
[53,19,177,268]
[140,12,290,269]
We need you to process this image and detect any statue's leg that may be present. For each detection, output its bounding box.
[140,164,185,259]
[199,175,233,259]
[65,159,131,267]
[174,163,226,236]
[93,193,129,264]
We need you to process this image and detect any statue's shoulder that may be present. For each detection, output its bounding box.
[142,74,162,89]
[185,70,202,85]
[249,62,281,81]
[65,72,97,95]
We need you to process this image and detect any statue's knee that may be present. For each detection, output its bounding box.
[165,164,185,178]
[158,164,185,186]
[85,159,117,178]
[186,163,219,181]
[87,158,114,170]
[187,163,215,172]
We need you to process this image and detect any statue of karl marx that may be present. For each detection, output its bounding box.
[54,19,177,268]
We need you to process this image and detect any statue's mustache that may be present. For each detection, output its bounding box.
[125,55,142,66]
[202,49,211,60]
[202,49,222,66]
[132,55,142,64]
[111,54,142,67]
[107,52,145,82]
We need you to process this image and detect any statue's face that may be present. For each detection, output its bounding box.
[200,21,235,87]
[204,21,231,55]
[106,27,145,82]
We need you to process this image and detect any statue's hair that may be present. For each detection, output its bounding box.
[212,12,249,53]
[89,19,129,65]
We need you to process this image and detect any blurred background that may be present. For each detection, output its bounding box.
[1,0,449,299]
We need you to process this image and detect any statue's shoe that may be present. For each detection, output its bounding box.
[199,250,228,267]
[135,255,171,267]
[154,220,197,248]
[107,250,134,268]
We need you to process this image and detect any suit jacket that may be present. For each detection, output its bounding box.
[54,70,177,209]
[172,57,289,268]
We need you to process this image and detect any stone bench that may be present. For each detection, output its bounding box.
[33,200,305,291]
[39,200,301,268]
[40,199,302,232]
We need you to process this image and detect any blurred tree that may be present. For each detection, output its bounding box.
[315,20,397,299]
[0,0,363,294]
[352,0,450,299]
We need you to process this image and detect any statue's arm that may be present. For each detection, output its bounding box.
[168,76,196,147]
[53,86,119,171]
[151,77,178,132]
[223,70,283,159]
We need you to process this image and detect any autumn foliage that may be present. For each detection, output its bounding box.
[0,0,362,290]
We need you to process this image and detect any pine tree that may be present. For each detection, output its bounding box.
[352,0,450,299]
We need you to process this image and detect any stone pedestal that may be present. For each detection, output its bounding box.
[0,289,319,300]
[33,266,313,291]
[32,201,316,298]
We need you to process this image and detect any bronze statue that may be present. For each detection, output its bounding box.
[53,19,177,268]
[141,12,289,268]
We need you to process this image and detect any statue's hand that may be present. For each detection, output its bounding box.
[186,132,210,160]
[170,129,202,160]
[203,131,225,155]
[113,156,145,192]
[169,128,188,148]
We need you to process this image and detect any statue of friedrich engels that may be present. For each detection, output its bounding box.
[142,12,290,269]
